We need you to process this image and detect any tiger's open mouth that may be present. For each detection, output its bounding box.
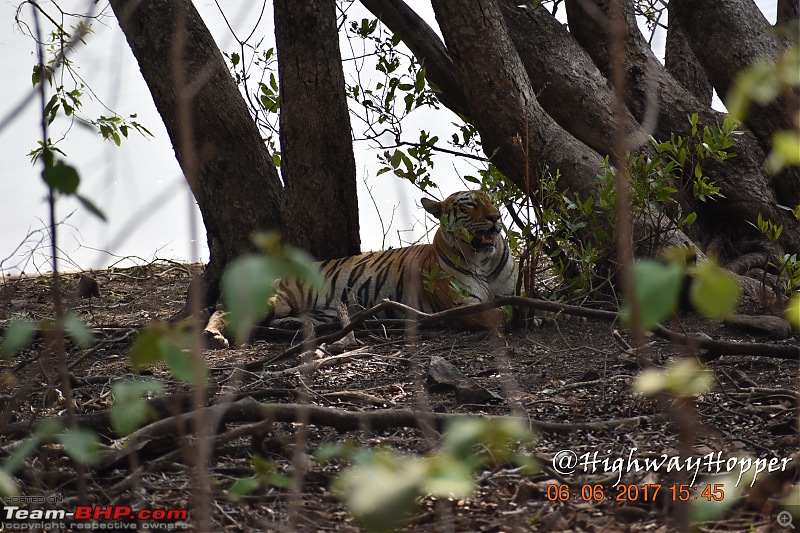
[471,229,499,249]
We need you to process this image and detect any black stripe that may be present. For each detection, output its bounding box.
[487,242,510,281]
[357,277,372,306]
[437,244,472,275]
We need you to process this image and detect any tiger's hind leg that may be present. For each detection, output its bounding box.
[203,310,230,349]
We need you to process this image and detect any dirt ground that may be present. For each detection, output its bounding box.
[0,262,798,532]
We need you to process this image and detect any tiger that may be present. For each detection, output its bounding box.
[203,190,517,348]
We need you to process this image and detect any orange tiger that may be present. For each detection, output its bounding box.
[204,191,517,348]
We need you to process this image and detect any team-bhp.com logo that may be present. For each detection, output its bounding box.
[4,504,188,527]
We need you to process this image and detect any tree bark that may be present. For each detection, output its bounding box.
[274,0,361,259]
[565,0,800,257]
[669,0,800,208]
[499,0,650,157]
[429,0,601,204]
[777,0,800,25]
[664,3,712,106]
[362,0,651,158]
[108,0,284,308]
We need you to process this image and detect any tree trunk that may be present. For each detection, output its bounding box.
[499,1,650,158]
[429,0,601,204]
[669,0,800,207]
[274,0,361,260]
[108,0,284,308]
[664,3,712,106]
[777,0,800,25]
[564,0,800,257]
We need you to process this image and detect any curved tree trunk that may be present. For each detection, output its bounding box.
[777,0,800,25]
[108,0,284,308]
[274,0,361,260]
[669,0,800,207]
[499,0,651,158]
[664,3,712,106]
[564,0,800,258]
[429,0,601,204]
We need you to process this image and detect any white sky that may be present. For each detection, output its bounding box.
[0,0,776,275]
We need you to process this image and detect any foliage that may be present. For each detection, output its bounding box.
[224,46,282,163]
[228,455,292,500]
[635,358,714,397]
[0,319,38,359]
[0,417,103,497]
[221,232,322,344]
[751,218,800,295]
[421,263,450,294]
[460,115,733,301]
[109,380,166,436]
[750,213,784,243]
[21,6,153,154]
[727,39,800,174]
[786,291,800,329]
[0,312,94,360]
[128,322,207,385]
[626,259,684,330]
[331,417,537,532]
[624,254,740,330]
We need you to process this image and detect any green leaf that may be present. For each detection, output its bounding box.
[158,335,207,385]
[42,161,80,194]
[766,130,800,174]
[333,450,427,532]
[690,261,740,319]
[228,477,259,500]
[110,380,165,436]
[785,292,800,330]
[64,312,94,348]
[75,194,107,221]
[0,469,19,497]
[222,255,280,344]
[626,260,684,329]
[3,434,45,475]
[57,428,100,465]
[689,474,743,523]
[128,327,163,370]
[635,358,713,397]
[0,319,38,359]
[423,456,474,498]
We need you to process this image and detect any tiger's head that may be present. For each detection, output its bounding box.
[421,191,505,256]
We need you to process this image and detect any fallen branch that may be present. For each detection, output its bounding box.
[91,396,663,471]
[249,297,798,367]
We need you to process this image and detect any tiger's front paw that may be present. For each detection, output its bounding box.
[202,328,230,350]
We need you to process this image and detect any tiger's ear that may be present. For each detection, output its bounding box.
[421,197,443,218]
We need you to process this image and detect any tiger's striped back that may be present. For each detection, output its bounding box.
[269,190,517,329]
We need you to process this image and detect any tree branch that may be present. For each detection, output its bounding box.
[359,0,470,117]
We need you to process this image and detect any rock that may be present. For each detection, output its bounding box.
[724,315,792,339]
[427,356,502,404]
